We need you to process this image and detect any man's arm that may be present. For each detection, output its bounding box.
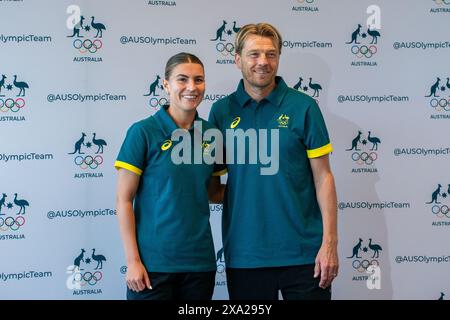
[309,154,339,289]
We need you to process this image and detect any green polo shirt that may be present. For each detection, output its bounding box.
[115,106,219,272]
[209,76,333,268]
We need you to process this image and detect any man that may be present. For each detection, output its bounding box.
[208,23,338,300]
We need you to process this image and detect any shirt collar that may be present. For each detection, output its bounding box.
[154,105,200,137]
[235,76,288,108]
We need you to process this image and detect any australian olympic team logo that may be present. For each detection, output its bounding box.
[66,7,106,54]
[144,75,168,110]
[292,75,323,102]
[347,237,382,273]
[68,132,107,170]
[426,183,450,218]
[345,23,381,59]
[297,0,315,3]
[66,248,107,289]
[0,193,29,232]
[425,77,450,113]
[210,20,241,63]
[346,130,381,165]
[0,74,29,113]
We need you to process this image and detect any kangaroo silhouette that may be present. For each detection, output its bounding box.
[13,193,29,215]
[92,133,107,154]
[448,184,450,196]
[67,16,85,38]
[446,78,450,94]
[232,21,241,34]
[368,238,382,258]
[308,78,322,97]
[0,193,6,215]
[13,75,29,97]
[293,77,303,91]
[367,28,381,44]
[211,20,227,41]
[439,292,445,300]
[347,238,363,258]
[91,16,106,38]
[144,75,161,97]
[74,249,85,270]
[426,184,442,204]
[367,131,381,150]
[346,131,362,151]
[425,77,441,97]
[216,248,224,263]
[0,75,6,96]
[346,24,362,44]
[92,248,107,270]
[68,133,87,154]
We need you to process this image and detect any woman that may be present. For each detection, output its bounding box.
[115,52,224,300]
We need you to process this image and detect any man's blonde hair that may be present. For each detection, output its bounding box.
[234,23,282,55]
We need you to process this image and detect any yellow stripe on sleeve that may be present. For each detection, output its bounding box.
[306,143,333,159]
[114,161,143,176]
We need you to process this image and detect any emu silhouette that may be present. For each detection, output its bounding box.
[308,78,322,97]
[368,238,382,258]
[13,193,29,215]
[367,131,381,150]
[367,28,381,44]
[91,16,106,38]
[13,75,29,97]
[92,133,107,154]
[92,249,106,270]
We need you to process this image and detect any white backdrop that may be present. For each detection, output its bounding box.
[1,0,449,300]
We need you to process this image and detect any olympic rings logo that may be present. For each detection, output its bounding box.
[351,45,377,58]
[74,155,103,169]
[215,42,235,57]
[434,0,450,5]
[216,263,226,275]
[297,0,314,3]
[429,98,450,111]
[351,259,379,273]
[431,205,450,218]
[73,39,103,54]
[0,98,26,113]
[351,151,378,165]
[73,270,103,286]
[148,97,168,109]
[0,216,26,232]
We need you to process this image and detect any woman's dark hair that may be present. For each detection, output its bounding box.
[165,52,204,80]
